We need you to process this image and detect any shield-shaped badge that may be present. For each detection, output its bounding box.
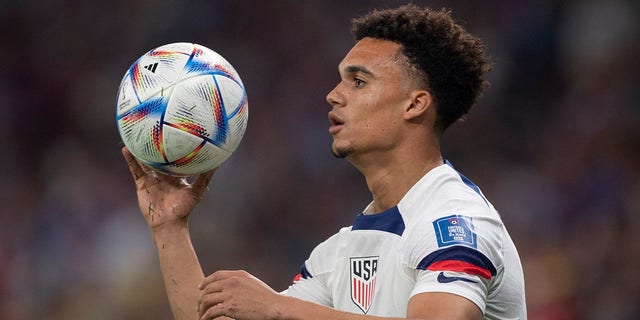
[350,256,378,313]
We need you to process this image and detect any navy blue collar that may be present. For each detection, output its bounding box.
[352,206,405,236]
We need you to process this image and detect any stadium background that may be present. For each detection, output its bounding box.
[1,0,638,319]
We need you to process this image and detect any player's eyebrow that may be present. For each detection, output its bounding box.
[343,65,376,78]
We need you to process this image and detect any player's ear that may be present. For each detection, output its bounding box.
[403,89,432,121]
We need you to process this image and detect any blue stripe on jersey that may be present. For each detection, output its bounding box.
[300,262,312,279]
[352,206,405,236]
[416,245,497,277]
[445,160,489,206]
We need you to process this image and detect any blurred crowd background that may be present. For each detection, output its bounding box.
[1,0,639,319]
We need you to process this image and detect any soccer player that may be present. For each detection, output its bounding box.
[123,4,526,320]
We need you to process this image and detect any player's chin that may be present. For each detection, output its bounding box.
[331,144,354,159]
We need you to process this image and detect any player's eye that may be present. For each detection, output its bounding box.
[354,78,366,88]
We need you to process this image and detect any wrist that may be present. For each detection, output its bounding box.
[272,294,292,320]
[274,295,309,320]
[151,220,190,243]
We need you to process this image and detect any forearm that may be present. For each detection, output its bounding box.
[277,292,480,320]
[153,222,204,320]
[279,296,410,320]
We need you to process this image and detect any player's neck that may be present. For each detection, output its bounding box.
[359,147,443,214]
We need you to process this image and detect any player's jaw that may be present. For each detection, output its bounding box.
[332,145,353,159]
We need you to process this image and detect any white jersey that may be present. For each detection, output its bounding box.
[283,161,526,319]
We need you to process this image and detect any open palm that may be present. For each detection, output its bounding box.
[122,147,215,230]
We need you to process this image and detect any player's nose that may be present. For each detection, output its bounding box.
[326,83,343,108]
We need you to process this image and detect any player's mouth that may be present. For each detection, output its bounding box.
[328,112,344,134]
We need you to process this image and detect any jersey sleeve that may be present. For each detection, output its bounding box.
[406,206,505,314]
[281,232,341,307]
[281,262,332,306]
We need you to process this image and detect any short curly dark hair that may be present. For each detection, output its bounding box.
[352,4,491,134]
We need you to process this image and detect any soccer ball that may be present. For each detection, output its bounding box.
[116,42,248,176]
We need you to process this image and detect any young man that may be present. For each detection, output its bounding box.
[122,4,526,320]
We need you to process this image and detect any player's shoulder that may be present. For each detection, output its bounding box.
[312,225,349,247]
[400,161,498,222]
[431,162,492,206]
[398,162,506,252]
[306,226,350,263]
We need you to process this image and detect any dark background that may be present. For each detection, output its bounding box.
[1,0,639,319]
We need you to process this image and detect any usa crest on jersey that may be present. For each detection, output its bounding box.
[350,256,378,313]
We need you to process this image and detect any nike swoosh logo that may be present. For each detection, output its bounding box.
[437,272,477,283]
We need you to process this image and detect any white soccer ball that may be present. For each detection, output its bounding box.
[116,42,248,176]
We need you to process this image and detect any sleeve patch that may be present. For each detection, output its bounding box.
[433,214,477,248]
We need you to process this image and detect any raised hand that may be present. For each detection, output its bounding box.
[122,147,215,230]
